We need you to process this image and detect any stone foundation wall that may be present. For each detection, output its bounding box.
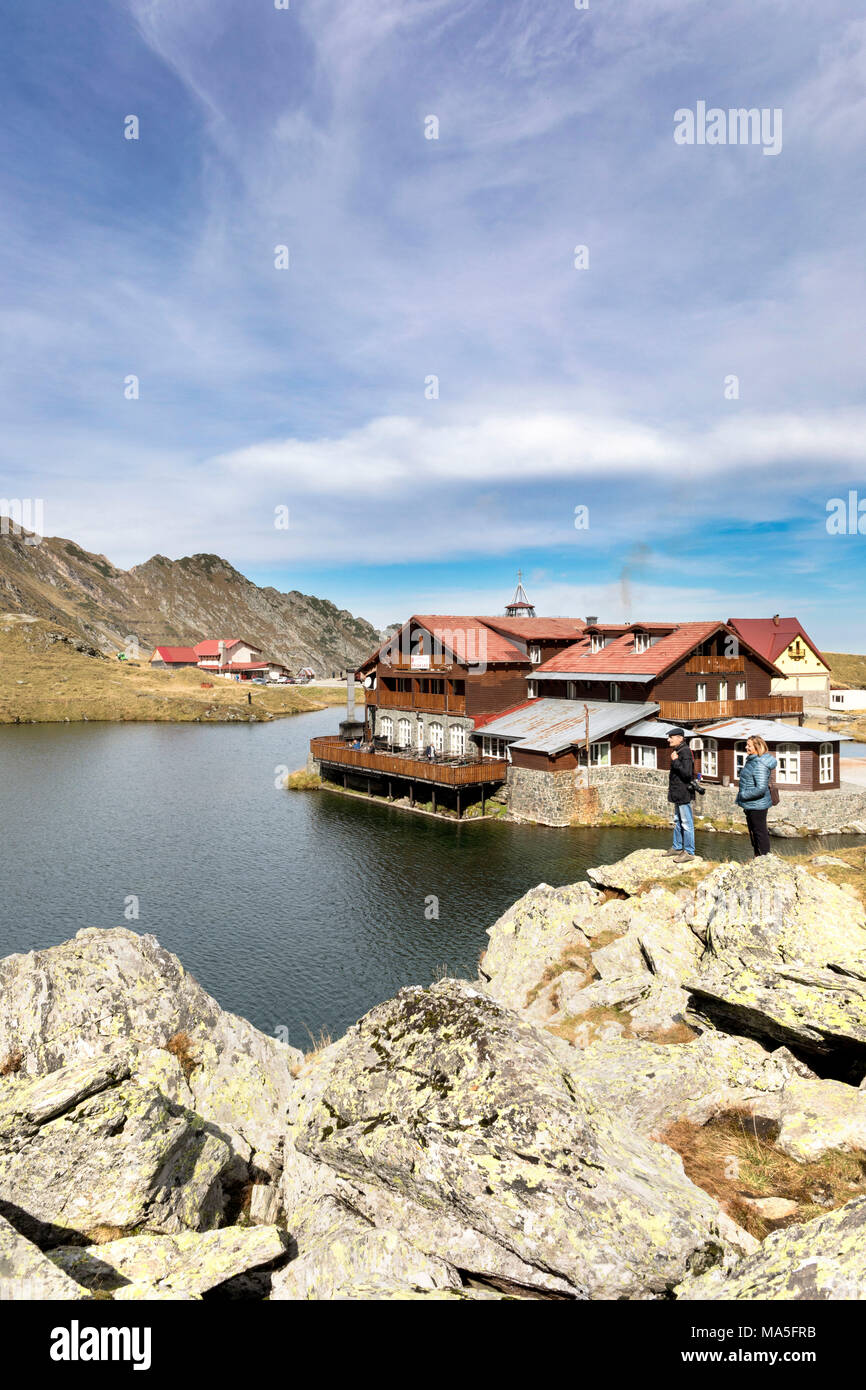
[505,761,866,834]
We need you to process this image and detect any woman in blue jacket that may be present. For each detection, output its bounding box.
[736,735,777,856]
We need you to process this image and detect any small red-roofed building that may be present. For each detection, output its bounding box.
[148,645,199,669]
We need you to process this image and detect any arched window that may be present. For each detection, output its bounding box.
[700,737,718,778]
[380,716,393,743]
[449,724,466,756]
[819,743,834,784]
[397,718,412,747]
[429,722,444,751]
[776,743,800,784]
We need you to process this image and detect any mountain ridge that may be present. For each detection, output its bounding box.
[0,524,379,674]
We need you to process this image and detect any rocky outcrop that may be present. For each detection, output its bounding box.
[4,849,866,1300]
[292,979,729,1299]
[677,1198,866,1300]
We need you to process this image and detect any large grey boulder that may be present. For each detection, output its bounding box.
[0,1054,233,1245]
[587,849,706,896]
[0,928,303,1166]
[480,881,603,1014]
[271,1195,462,1300]
[677,1198,866,1300]
[50,1225,290,1298]
[292,979,729,1299]
[685,859,866,1059]
[0,1214,88,1300]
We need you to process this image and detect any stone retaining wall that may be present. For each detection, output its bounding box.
[505,761,866,834]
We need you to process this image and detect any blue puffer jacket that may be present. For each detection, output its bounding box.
[736,752,777,810]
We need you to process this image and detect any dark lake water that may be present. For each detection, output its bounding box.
[1,708,862,1048]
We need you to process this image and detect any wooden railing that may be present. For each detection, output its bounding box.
[684,655,745,673]
[310,737,506,785]
[658,696,803,721]
[372,687,466,715]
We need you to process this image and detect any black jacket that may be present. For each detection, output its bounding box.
[668,742,695,804]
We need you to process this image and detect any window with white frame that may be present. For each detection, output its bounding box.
[590,741,611,766]
[631,744,657,768]
[416,720,425,749]
[590,634,605,653]
[527,680,537,698]
[397,717,411,747]
[429,722,444,752]
[819,743,834,783]
[482,736,511,761]
[529,645,542,664]
[735,681,747,700]
[718,680,728,701]
[734,741,748,774]
[633,631,650,654]
[381,716,393,742]
[449,724,466,756]
[696,682,708,702]
[610,682,620,702]
[700,737,718,778]
[776,743,800,784]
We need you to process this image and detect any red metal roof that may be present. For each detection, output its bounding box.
[534,622,728,677]
[727,618,827,667]
[476,617,585,641]
[151,646,198,663]
[193,638,250,657]
[473,699,538,729]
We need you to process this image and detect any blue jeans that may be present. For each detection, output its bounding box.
[672,802,695,855]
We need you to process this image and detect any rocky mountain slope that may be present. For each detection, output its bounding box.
[2,849,866,1300]
[0,526,379,673]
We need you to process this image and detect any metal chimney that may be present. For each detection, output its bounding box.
[585,616,598,627]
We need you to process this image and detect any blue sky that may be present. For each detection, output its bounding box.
[1,1,864,644]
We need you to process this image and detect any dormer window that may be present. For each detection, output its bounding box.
[529,645,542,665]
[590,634,604,654]
[633,631,650,654]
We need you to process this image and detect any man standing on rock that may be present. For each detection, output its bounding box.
[666,728,696,862]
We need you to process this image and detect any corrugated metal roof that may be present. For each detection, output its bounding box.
[471,698,659,754]
[624,719,688,740]
[538,670,655,684]
[696,718,844,744]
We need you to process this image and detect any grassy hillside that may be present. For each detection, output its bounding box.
[825,653,866,690]
[0,614,348,724]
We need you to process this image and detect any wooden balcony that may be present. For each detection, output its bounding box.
[310,737,506,786]
[684,655,745,673]
[658,696,803,722]
[371,687,466,716]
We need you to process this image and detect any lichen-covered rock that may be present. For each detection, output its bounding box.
[271,1195,462,1299]
[480,881,602,1013]
[744,1076,866,1162]
[0,1055,233,1245]
[562,1034,801,1137]
[690,858,866,971]
[685,858,866,1060]
[0,928,303,1160]
[293,979,729,1299]
[676,1198,866,1300]
[0,1214,88,1300]
[50,1224,290,1297]
[587,849,705,896]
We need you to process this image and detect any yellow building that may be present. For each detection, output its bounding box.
[727,617,830,703]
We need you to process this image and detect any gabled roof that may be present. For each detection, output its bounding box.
[534,621,779,679]
[727,618,827,668]
[357,615,532,670]
[471,697,660,755]
[151,646,198,663]
[476,616,585,642]
[193,638,260,658]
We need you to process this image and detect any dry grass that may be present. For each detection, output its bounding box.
[825,653,866,690]
[285,767,322,790]
[660,1110,866,1240]
[163,1030,200,1081]
[303,1028,333,1065]
[0,617,350,724]
[0,1047,23,1077]
[83,1224,131,1245]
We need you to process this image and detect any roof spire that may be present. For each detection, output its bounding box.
[505,569,536,618]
